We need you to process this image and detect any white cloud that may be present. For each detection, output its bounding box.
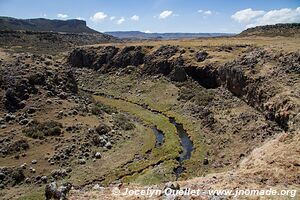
[198,10,214,17]
[232,7,300,28]
[231,8,265,23]
[131,15,139,21]
[76,17,85,20]
[110,16,116,21]
[204,10,212,15]
[248,7,300,27]
[144,30,152,33]
[117,17,125,25]
[90,12,107,22]
[159,10,173,19]
[57,13,68,19]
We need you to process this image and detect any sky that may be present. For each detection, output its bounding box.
[0,0,299,33]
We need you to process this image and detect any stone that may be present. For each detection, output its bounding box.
[5,114,16,122]
[0,172,6,180]
[105,142,112,149]
[19,119,29,125]
[164,182,180,190]
[20,163,27,169]
[0,125,7,129]
[27,107,36,114]
[31,159,37,164]
[95,152,102,159]
[30,168,36,173]
[203,158,209,165]
[93,184,103,190]
[46,99,53,104]
[35,175,41,181]
[196,51,208,62]
[78,159,86,165]
[41,175,48,183]
[66,167,72,173]
[25,177,31,184]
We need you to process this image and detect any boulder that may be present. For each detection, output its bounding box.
[196,51,208,62]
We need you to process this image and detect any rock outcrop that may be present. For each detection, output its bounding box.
[239,23,300,37]
[68,45,300,132]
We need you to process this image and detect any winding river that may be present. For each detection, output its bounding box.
[90,90,194,178]
[169,118,194,179]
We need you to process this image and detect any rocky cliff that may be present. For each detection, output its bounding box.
[0,17,98,34]
[68,45,300,132]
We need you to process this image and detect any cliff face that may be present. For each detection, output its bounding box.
[0,17,99,34]
[68,45,300,132]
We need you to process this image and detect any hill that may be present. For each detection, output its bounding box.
[105,31,235,40]
[239,23,300,37]
[0,16,98,34]
[0,17,118,54]
[0,30,117,55]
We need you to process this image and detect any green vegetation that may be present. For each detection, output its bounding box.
[18,191,44,200]
[91,101,117,115]
[178,83,215,106]
[7,139,29,154]
[123,160,178,185]
[95,123,111,135]
[11,168,25,185]
[113,113,135,130]
[68,122,157,186]
[93,95,182,185]
[23,120,62,139]
[90,75,208,179]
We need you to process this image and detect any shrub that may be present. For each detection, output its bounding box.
[91,102,117,115]
[7,139,29,153]
[178,85,215,106]
[23,120,62,139]
[113,114,135,131]
[178,87,195,101]
[96,123,111,135]
[11,168,25,185]
[193,90,215,106]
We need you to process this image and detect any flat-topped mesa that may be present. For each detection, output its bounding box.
[0,16,98,34]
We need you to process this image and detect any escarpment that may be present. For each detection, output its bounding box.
[68,45,300,132]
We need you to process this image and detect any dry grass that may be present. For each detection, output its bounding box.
[87,36,300,52]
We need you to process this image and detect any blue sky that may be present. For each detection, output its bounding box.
[0,0,299,33]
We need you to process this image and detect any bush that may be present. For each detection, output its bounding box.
[23,120,62,139]
[178,87,195,101]
[178,85,215,106]
[7,139,29,153]
[91,102,117,115]
[193,90,215,106]
[96,123,111,135]
[113,114,135,131]
[11,168,25,185]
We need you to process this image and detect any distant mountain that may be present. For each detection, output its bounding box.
[105,31,235,40]
[0,16,99,34]
[239,23,300,37]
